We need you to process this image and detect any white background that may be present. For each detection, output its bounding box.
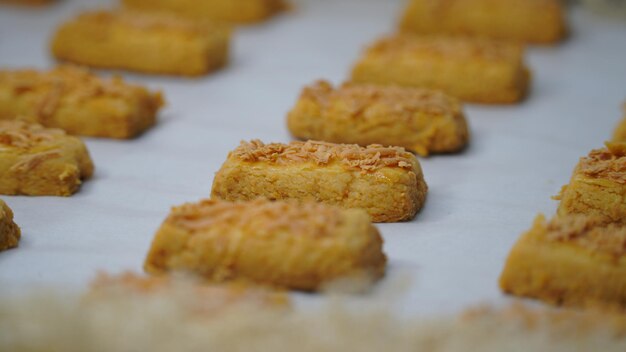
[0,0,625,316]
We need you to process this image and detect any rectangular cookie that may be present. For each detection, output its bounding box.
[122,0,287,24]
[500,214,626,308]
[211,140,428,222]
[0,65,163,139]
[0,120,94,196]
[350,34,530,104]
[144,198,387,291]
[51,10,231,76]
[0,199,20,251]
[287,80,469,156]
[399,0,566,44]
[556,142,626,223]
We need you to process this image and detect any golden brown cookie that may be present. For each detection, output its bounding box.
[211,140,428,222]
[500,214,626,308]
[144,198,386,291]
[0,120,93,196]
[287,80,469,156]
[51,11,231,76]
[556,142,626,223]
[0,65,163,139]
[350,34,530,104]
[399,0,567,44]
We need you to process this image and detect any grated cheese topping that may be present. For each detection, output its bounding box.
[542,214,626,257]
[301,80,461,119]
[577,142,626,184]
[167,198,345,238]
[0,65,164,120]
[233,139,415,172]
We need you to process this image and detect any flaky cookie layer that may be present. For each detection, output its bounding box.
[350,34,530,104]
[0,199,20,251]
[0,65,163,138]
[211,140,428,222]
[0,120,93,196]
[51,10,231,76]
[144,198,386,291]
[500,214,626,308]
[287,80,469,156]
[556,142,626,223]
[399,0,567,44]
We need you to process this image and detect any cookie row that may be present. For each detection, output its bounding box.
[0,123,425,290]
[280,0,570,171]
[0,65,161,196]
[343,0,568,105]
[0,65,467,155]
[133,0,570,291]
[500,110,626,309]
[0,127,398,290]
[0,64,431,221]
[5,0,286,77]
[140,136,432,289]
[5,3,626,348]
[0,0,577,300]
[0,79,427,223]
[47,9,530,104]
[3,0,287,23]
[400,0,567,44]
[47,0,286,76]
[0,0,568,292]
[51,10,232,77]
[6,0,567,108]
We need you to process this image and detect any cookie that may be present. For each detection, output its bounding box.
[211,140,428,222]
[51,11,231,76]
[144,198,386,291]
[287,80,469,156]
[350,34,530,104]
[0,65,163,139]
[0,120,93,196]
[500,214,626,308]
